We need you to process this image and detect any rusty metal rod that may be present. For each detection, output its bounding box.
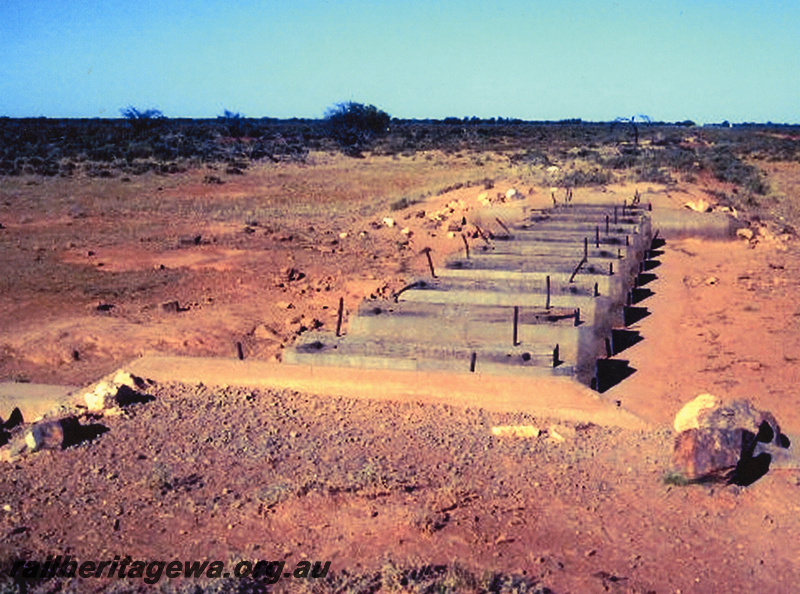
[574,308,580,327]
[513,306,519,346]
[473,224,492,246]
[595,226,600,248]
[568,255,587,284]
[421,248,437,278]
[461,233,470,259]
[236,342,244,361]
[470,352,477,372]
[546,275,551,309]
[552,344,560,368]
[495,217,512,236]
[335,296,344,337]
[393,280,425,302]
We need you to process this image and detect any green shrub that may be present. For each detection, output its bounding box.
[325,101,391,156]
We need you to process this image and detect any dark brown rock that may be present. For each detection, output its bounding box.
[673,399,789,483]
[674,428,743,480]
[699,400,781,446]
[162,300,181,313]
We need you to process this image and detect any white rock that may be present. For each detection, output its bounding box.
[736,228,754,241]
[112,371,143,390]
[24,420,64,453]
[85,381,118,411]
[24,431,39,451]
[400,227,412,236]
[674,393,721,433]
[382,217,395,228]
[491,425,540,438]
[547,166,560,174]
[684,199,711,213]
[338,232,349,239]
[548,424,577,440]
[717,205,739,219]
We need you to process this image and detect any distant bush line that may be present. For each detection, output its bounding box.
[0,117,796,197]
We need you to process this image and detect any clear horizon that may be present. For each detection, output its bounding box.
[1,1,798,125]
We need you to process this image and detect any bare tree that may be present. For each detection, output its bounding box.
[612,114,652,147]
[120,106,165,136]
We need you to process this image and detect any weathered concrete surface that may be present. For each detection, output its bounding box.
[287,334,572,376]
[436,267,630,304]
[0,382,79,422]
[289,202,652,386]
[651,209,739,239]
[122,354,650,429]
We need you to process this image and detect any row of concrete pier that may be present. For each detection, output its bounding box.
[287,202,655,389]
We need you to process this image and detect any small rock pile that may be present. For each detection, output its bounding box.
[0,371,154,463]
[672,393,791,485]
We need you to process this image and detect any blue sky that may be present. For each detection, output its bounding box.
[1,0,798,123]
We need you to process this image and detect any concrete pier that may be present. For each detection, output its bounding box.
[288,202,653,388]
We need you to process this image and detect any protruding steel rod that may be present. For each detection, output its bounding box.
[574,308,580,327]
[461,233,470,259]
[495,217,511,236]
[595,226,600,248]
[605,215,609,234]
[568,255,587,283]
[421,247,437,278]
[614,206,618,225]
[335,296,344,337]
[236,342,244,361]
[609,262,613,275]
[474,224,492,246]
[426,251,436,277]
[552,344,560,368]
[605,337,613,358]
[594,282,599,297]
[546,275,551,309]
[470,352,477,372]
[512,306,519,346]
[393,280,425,302]
[584,237,588,259]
